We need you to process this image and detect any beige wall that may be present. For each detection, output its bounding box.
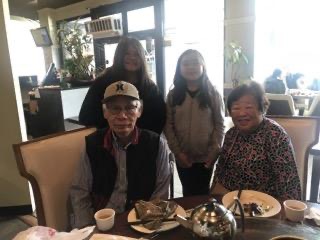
[0,0,122,209]
[54,0,121,21]
[224,0,255,84]
[0,0,30,207]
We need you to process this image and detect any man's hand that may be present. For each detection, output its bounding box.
[177,153,192,168]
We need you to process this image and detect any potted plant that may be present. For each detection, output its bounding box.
[57,20,94,83]
[225,41,248,88]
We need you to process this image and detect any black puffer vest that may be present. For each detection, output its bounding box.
[85,128,159,211]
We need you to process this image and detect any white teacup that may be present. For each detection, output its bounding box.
[94,208,115,231]
[283,200,307,222]
[270,235,305,240]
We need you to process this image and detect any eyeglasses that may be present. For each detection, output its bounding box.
[106,104,139,115]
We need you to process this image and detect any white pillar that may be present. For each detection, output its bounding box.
[0,0,31,211]
[38,8,62,70]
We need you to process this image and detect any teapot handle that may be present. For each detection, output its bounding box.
[234,197,245,233]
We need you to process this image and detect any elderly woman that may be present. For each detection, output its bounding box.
[213,81,301,200]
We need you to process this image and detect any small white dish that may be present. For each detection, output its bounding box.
[283,199,307,222]
[270,235,305,240]
[94,208,115,231]
[90,234,136,240]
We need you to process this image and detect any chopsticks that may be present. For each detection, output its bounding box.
[232,188,243,214]
[128,218,176,225]
[237,189,243,200]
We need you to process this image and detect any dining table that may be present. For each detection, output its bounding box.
[95,195,320,240]
[289,89,318,115]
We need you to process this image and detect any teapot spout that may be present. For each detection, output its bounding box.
[175,214,192,230]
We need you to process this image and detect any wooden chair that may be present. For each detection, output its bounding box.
[266,93,298,116]
[269,116,320,200]
[13,127,96,231]
[304,94,320,117]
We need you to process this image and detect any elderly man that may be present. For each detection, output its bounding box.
[69,81,171,228]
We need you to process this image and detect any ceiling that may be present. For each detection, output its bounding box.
[9,0,85,20]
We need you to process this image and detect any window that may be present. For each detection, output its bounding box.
[254,0,320,86]
[164,0,224,94]
[127,6,155,32]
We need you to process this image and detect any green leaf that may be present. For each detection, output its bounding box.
[57,18,94,80]
[224,41,249,81]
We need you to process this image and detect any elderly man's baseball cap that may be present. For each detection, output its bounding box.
[102,81,140,102]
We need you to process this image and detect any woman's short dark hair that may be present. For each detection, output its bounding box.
[227,81,270,114]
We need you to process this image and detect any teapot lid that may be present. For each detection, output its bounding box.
[191,198,229,222]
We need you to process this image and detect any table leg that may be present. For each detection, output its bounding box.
[298,108,304,116]
[310,155,320,203]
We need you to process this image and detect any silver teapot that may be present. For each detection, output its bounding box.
[176,198,245,240]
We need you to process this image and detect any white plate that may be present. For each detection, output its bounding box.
[127,204,186,234]
[90,234,136,240]
[222,190,281,217]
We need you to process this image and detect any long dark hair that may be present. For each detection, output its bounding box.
[103,37,154,97]
[171,49,215,109]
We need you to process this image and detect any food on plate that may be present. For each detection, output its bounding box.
[243,202,272,216]
[134,199,178,229]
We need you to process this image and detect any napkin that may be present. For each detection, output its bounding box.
[90,234,137,240]
[305,207,320,226]
[13,225,95,240]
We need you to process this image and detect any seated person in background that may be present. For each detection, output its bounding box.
[286,72,305,90]
[296,74,308,90]
[212,81,301,201]
[69,81,171,228]
[309,78,320,91]
[264,68,287,94]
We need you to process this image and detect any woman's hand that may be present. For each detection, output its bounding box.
[177,153,192,168]
[204,149,221,168]
[204,157,215,168]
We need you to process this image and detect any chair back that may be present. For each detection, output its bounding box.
[266,93,296,115]
[269,116,320,200]
[304,94,320,116]
[13,127,96,231]
[34,88,65,137]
